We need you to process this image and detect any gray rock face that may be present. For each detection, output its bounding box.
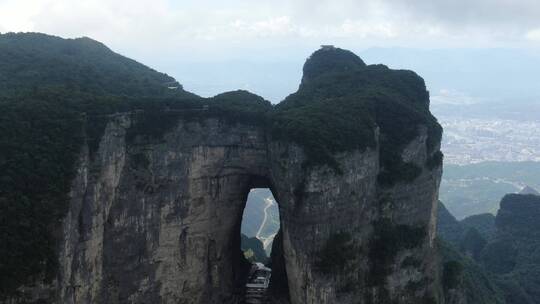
[12,113,442,304]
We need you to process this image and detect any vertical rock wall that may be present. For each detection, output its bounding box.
[269,129,442,304]
[56,117,271,303]
[36,114,441,304]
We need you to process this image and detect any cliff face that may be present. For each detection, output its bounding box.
[60,117,269,304]
[270,128,442,303]
[2,43,443,304]
[14,115,440,304]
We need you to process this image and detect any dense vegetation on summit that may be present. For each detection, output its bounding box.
[0,34,442,297]
[272,47,442,179]
[0,32,189,97]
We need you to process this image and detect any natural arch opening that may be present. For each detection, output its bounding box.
[238,188,289,303]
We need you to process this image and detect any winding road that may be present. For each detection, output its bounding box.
[256,197,277,251]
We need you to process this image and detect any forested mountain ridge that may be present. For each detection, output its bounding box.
[0,32,187,98]
[0,32,203,297]
[438,192,540,304]
[1,34,443,303]
[271,46,442,179]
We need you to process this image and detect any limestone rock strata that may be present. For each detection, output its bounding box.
[0,38,444,304]
[20,113,443,304]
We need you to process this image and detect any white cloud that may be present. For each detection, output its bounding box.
[526,28,540,41]
[1,0,539,62]
[339,20,397,39]
[0,0,41,32]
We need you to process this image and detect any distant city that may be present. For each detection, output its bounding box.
[440,118,540,165]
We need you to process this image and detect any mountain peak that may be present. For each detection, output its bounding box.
[301,46,366,84]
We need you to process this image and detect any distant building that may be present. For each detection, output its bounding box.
[320,45,335,50]
[163,80,181,90]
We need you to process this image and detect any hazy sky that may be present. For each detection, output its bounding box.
[1,0,539,58]
[1,0,539,101]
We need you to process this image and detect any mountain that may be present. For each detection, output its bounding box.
[0,33,205,298]
[461,213,496,241]
[1,35,443,304]
[271,46,442,180]
[439,239,505,304]
[0,32,190,98]
[301,46,366,85]
[437,201,465,245]
[437,202,505,304]
[438,194,540,304]
[482,193,540,303]
[437,201,495,247]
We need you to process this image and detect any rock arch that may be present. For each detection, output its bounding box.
[54,113,441,304]
[0,40,445,304]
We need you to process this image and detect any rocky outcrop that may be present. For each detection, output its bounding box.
[14,116,440,303]
[58,117,270,304]
[4,47,443,304]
